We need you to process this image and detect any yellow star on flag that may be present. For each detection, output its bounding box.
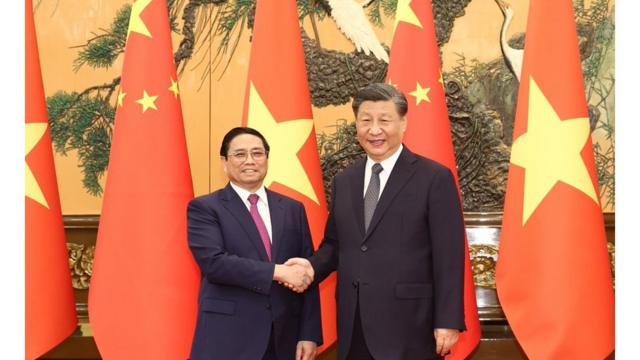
[26,123,49,208]
[169,78,179,98]
[409,82,431,105]
[510,77,598,225]
[128,0,152,38]
[135,90,158,113]
[117,90,126,107]
[246,82,319,204]
[394,0,423,34]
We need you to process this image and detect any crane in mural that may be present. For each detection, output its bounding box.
[495,0,524,81]
[326,0,389,62]
[45,0,614,210]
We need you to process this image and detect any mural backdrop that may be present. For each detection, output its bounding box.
[33,0,614,214]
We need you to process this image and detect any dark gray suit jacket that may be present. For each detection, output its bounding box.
[187,184,322,360]
[310,146,465,360]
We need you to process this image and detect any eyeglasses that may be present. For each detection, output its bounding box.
[227,150,268,163]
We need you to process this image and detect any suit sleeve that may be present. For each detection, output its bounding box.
[308,179,339,283]
[297,204,324,345]
[428,168,466,330]
[187,198,275,295]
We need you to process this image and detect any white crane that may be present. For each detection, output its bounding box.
[495,0,524,81]
[327,0,389,63]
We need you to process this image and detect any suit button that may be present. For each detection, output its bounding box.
[361,245,368,252]
[266,304,271,309]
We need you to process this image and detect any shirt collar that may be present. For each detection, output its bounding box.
[229,182,269,205]
[365,144,403,173]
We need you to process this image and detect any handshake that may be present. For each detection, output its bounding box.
[273,258,315,293]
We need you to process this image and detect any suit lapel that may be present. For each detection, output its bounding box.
[364,147,417,242]
[266,189,284,263]
[220,184,270,262]
[350,159,367,238]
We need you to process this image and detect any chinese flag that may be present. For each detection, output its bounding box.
[26,0,77,357]
[386,1,480,358]
[88,0,200,358]
[495,0,614,358]
[241,0,336,352]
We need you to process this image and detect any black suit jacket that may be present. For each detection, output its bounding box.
[187,184,322,360]
[310,146,465,360]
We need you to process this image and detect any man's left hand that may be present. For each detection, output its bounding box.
[434,328,459,356]
[296,340,317,360]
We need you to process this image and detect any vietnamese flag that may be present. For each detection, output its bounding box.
[88,0,200,358]
[386,0,481,358]
[26,0,77,357]
[495,0,614,358]
[241,0,336,352]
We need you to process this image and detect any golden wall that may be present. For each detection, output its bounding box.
[34,0,614,214]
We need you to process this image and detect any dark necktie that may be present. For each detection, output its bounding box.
[248,194,272,261]
[364,163,383,232]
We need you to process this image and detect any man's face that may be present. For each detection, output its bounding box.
[222,134,268,192]
[355,100,406,162]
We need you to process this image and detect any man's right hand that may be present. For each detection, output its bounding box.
[274,259,314,293]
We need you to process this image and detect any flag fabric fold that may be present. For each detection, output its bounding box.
[387,0,481,358]
[26,0,78,357]
[495,0,614,358]
[88,0,200,358]
[241,0,337,352]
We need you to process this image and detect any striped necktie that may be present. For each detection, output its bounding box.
[364,163,383,232]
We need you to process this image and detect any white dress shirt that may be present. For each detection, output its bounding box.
[363,144,404,199]
[229,182,273,242]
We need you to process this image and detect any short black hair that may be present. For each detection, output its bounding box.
[351,83,408,117]
[219,127,270,157]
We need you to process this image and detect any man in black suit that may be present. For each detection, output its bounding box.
[287,83,465,360]
[187,127,322,360]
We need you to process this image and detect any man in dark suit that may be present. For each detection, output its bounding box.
[187,127,322,360]
[287,83,465,360]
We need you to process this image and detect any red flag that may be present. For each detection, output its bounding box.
[241,0,337,352]
[88,0,200,358]
[495,0,614,358]
[25,0,78,358]
[387,1,481,358]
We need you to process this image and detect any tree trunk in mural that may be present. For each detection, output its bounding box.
[45,0,614,213]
